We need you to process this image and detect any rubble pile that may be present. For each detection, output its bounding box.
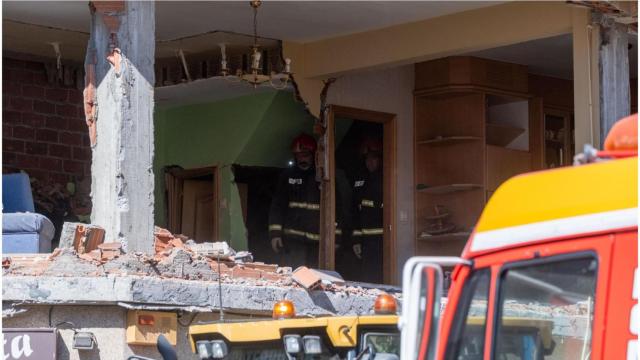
[2,225,396,298]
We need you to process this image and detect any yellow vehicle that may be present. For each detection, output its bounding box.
[457,317,555,360]
[188,295,400,359]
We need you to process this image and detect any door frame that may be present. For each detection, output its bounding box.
[320,105,398,284]
[164,166,220,241]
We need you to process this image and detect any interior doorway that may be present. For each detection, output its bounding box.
[321,105,397,284]
[164,166,219,243]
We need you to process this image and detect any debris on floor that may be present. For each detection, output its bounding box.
[3,225,396,298]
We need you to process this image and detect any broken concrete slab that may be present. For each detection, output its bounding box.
[42,248,104,277]
[3,275,392,317]
[311,269,346,286]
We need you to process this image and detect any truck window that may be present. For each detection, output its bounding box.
[445,268,490,360]
[495,256,597,360]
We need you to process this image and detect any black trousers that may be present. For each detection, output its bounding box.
[360,235,384,284]
[279,240,318,269]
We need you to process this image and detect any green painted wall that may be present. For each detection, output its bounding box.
[154,91,314,250]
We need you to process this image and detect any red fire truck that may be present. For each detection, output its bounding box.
[400,114,638,360]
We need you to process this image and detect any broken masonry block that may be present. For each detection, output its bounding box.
[292,266,322,290]
[189,242,234,259]
[59,222,105,254]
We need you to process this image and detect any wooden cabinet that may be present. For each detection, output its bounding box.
[414,57,538,256]
[528,74,576,169]
[543,109,574,168]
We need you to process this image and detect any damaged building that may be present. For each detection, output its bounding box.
[1,1,638,359]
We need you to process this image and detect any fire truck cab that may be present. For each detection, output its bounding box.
[400,115,638,360]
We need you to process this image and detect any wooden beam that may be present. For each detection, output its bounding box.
[298,1,573,79]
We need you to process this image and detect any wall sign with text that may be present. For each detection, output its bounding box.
[2,328,56,360]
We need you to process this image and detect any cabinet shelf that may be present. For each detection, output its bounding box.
[417,232,470,242]
[417,136,482,145]
[417,184,483,194]
[486,123,525,147]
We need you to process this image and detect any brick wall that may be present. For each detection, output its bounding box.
[3,56,92,240]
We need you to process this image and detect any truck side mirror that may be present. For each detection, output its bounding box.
[400,257,471,360]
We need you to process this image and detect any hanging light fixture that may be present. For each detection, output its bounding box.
[219,1,292,89]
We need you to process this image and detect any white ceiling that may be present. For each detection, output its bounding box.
[3,1,501,43]
[469,33,638,80]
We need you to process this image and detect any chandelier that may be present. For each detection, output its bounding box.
[219,1,292,89]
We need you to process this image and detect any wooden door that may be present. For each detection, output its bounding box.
[181,179,215,242]
[321,105,397,283]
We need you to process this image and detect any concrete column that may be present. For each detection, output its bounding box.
[85,1,155,253]
[572,8,600,153]
[597,15,630,145]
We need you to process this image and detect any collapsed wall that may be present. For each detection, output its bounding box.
[3,226,400,317]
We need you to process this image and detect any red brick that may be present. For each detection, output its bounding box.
[5,69,33,83]
[33,100,55,114]
[9,97,33,112]
[68,118,87,132]
[25,142,47,156]
[245,263,279,273]
[12,126,35,140]
[3,139,24,153]
[45,116,67,130]
[3,153,17,165]
[45,88,68,102]
[73,146,91,161]
[3,81,21,95]
[209,261,231,275]
[3,111,21,124]
[49,144,71,158]
[57,104,78,117]
[22,85,45,98]
[22,169,48,181]
[292,266,322,290]
[68,90,83,103]
[39,157,62,171]
[36,129,58,142]
[4,58,25,69]
[49,173,69,183]
[32,71,48,85]
[15,154,39,169]
[231,266,263,280]
[261,272,283,281]
[24,61,44,72]
[22,113,45,127]
[59,132,83,146]
[3,124,13,137]
[63,160,84,174]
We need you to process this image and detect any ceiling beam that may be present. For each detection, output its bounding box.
[293,1,574,79]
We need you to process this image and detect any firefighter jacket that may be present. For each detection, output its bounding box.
[352,169,383,241]
[269,166,321,243]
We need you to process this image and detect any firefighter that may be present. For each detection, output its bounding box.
[268,133,321,268]
[351,136,384,283]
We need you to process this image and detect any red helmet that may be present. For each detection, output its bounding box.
[291,133,317,153]
[359,136,382,156]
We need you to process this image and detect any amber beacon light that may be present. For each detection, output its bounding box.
[273,300,296,319]
[374,293,398,314]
